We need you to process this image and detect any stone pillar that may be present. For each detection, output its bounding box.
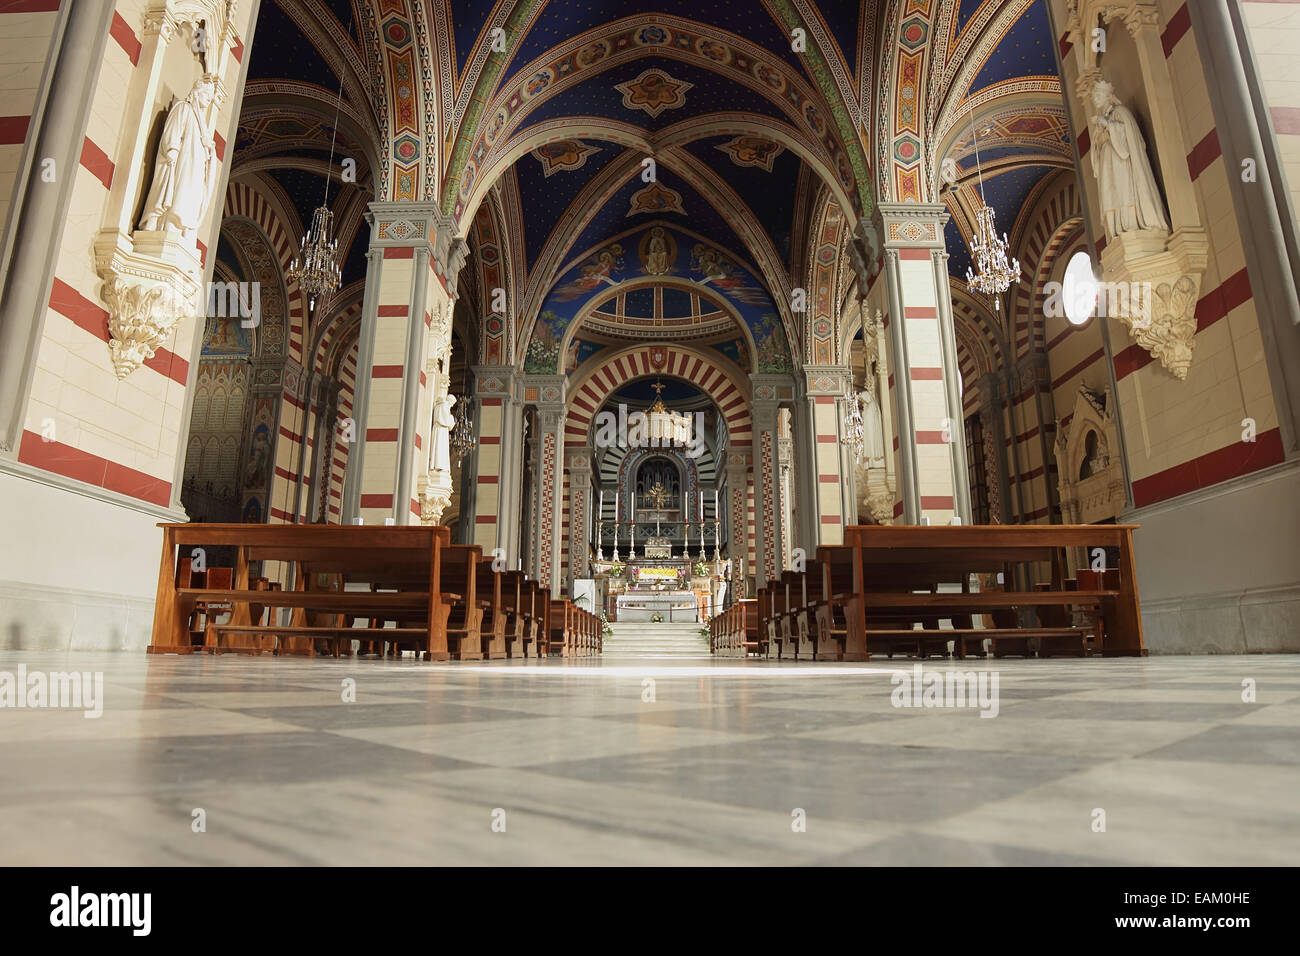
[349,202,465,526]
[799,366,855,545]
[470,366,520,556]
[566,444,594,585]
[724,456,750,593]
[528,376,566,593]
[876,202,972,525]
[750,386,782,586]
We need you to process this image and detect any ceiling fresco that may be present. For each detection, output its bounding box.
[228,0,1076,370]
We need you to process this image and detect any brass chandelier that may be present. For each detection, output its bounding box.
[450,367,475,464]
[964,123,1020,310]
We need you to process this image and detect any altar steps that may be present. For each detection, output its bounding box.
[602,622,713,659]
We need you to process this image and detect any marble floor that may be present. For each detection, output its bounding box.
[1,649,1298,865]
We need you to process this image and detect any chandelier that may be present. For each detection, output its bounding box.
[287,25,348,314]
[287,204,341,311]
[449,363,475,464]
[449,392,474,464]
[964,124,1020,310]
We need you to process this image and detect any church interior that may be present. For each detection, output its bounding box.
[0,0,1298,868]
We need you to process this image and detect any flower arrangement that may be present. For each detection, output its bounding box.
[650,613,664,623]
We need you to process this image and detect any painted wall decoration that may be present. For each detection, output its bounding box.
[551,242,625,302]
[615,67,693,117]
[525,311,564,373]
[627,181,685,217]
[716,135,783,171]
[532,139,601,177]
[532,223,778,375]
[754,314,793,374]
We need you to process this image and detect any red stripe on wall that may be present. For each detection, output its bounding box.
[920,496,955,509]
[365,428,399,442]
[359,494,393,508]
[18,430,170,506]
[371,365,404,378]
[1076,127,1090,159]
[1162,3,1192,57]
[213,131,225,162]
[383,247,413,259]
[477,475,499,483]
[904,306,938,319]
[915,431,949,444]
[910,367,943,380]
[1051,348,1106,390]
[376,305,408,316]
[1187,128,1221,181]
[231,38,244,63]
[110,11,141,66]
[80,137,113,189]
[1132,428,1284,507]
[899,249,930,260]
[0,116,30,145]
[48,279,188,385]
[1271,107,1300,135]
[3,1,62,10]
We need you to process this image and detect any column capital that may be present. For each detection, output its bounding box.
[565,444,594,472]
[471,365,521,401]
[523,374,567,408]
[366,200,468,296]
[800,365,854,397]
[873,202,950,251]
[749,373,795,408]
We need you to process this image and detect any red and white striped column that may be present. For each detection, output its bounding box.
[877,203,973,525]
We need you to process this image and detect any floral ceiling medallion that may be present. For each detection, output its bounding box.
[716,135,783,172]
[627,181,685,217]
[615,68,693,117]
[532,139,601,177]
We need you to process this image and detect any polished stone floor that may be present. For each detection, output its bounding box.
[1,649,1298,865]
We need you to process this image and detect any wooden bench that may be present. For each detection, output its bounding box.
[842,524,1145,658]
[149,523,460,660]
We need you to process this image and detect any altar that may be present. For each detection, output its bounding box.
[615,590,698,623]
[611,549,700,622]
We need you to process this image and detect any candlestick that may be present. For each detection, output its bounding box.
[699,490,704,521]
[614,491,619,521]
[612,521,619,563]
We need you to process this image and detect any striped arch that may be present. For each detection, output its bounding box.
[222,180,307,365]
[1009,171,1083,359]
[564,345,753,450]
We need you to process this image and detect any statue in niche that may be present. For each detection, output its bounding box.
[1088,78,1170,239]
[431,393,457,474]
[138,77,219,242]
[860,366,886,466]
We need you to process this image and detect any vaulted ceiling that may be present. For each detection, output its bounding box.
[225,0,1076,373]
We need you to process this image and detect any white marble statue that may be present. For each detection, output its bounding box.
[1088,79,1170,239]
[431,393,457,473]
[861,386,886,465]
[138,78,219,242]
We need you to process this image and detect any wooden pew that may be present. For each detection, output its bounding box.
[529,583,549,658]
[475,556,509,659]
[439,544,487,660]
[149,523,456,660]
[547,599,574,657]
[842,524,1145,658]
[811,546,868,661]
[498,571,528,658]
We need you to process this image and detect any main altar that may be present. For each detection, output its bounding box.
[614,541,698,622]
